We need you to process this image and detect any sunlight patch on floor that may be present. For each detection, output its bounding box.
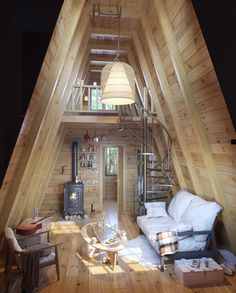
[51,221,81,234]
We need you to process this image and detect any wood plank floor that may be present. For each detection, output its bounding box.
[1,199,236,293]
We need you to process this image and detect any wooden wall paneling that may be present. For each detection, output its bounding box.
[130,52,171,184]
[75,47,90,84]
[67,50,90,111]
[42,127,140,215]
[131,33,186,190]
[23,123,66,216]
[36,126,66,212]
[24,24,91,217]
[36,124,66,216]
[154,0,236,252]
[127,51,146,105]
[128,52,164,153]
[72,50,90,110]
[128,51,166,170]
[141,14,203,195]
[34,125,66,206]
[0,0,87,235]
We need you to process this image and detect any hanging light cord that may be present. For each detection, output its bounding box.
[115,6,122,62]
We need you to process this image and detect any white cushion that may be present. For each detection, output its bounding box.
[137,216,206,253]
[174,222,193,240]
[181,197,222,241]
[5,227,23,252]
[40,252,56,265]
[144,202,168,218]
[167,189,195,222]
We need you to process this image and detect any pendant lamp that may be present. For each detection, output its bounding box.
[100,7,136,105]
[101,61,135,105]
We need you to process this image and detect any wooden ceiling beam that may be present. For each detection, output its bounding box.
[90,28,132,38]
[88,1,144,19]
[62,116,119,124]
[90,32,131,40]
[89,43,129,50]
[90,54,127,62]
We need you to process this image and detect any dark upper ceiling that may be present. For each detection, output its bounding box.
[191,0,236,129]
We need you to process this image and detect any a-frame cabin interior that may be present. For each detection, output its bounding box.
[0,0,236,292]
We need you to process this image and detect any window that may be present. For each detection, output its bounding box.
[105,147,118,176]
[90,87,117,111]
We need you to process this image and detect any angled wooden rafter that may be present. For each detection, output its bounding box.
[24,12,91,216]
[0,0,87,234]
[139,16,203,195]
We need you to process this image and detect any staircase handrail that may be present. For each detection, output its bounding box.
[135,103,172,146]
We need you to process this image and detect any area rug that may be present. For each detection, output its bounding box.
[118,235,160,268]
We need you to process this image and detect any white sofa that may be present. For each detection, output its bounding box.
[137,189,222,270]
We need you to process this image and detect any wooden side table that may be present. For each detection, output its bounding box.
[174,258,224,286]
[81,222,127,270]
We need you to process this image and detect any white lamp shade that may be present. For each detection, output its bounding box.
[101,62,136,105]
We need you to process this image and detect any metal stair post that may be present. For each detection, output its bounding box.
[142,87,148,203]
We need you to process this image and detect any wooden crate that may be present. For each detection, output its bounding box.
[174,258,224,286]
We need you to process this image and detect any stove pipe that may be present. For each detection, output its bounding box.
[71,140,78,182]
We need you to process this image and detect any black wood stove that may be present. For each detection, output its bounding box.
[64,140,84,217]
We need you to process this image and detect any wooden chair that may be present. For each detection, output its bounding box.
[4,227,60,293]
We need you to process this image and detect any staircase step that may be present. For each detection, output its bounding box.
[147,160,165,163]
[147,168,164,172]
[147,175,167,179]
[146,194,170,200]
[146,168,172,172]
[147,181,173,186]
[147,190,172,194]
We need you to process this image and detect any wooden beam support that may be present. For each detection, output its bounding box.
[140,16,203,194]
[90,28,131,38]
[154,0,236,252]
[61,116,119,124]
[89,43,129,51]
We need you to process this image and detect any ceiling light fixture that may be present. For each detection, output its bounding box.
[100,7,136,105]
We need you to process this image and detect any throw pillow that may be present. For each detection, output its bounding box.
[181,197,222,242]
[156,231,179,255]
[144,202,168,218]
[167,189,196,223]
